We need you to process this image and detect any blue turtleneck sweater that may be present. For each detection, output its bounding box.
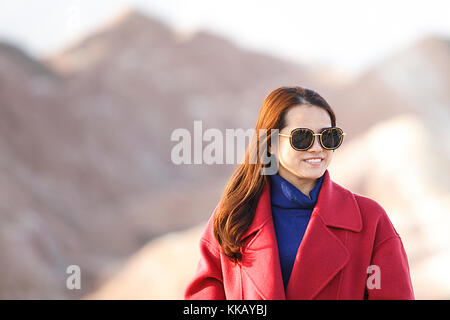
[269,173,324,290]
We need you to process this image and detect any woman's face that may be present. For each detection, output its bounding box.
[276,104,334,181]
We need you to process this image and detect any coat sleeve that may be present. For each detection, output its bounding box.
[366,235,415,300]
[184,237,226,299]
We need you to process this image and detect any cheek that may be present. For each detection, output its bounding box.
[324,151,333,162]
[278,141,301,163]
[278,140,291,157]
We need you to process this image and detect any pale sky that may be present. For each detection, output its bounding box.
[0,0,449,77]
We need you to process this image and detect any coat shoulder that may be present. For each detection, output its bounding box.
[353,193,400,242]
[353,193,387,219]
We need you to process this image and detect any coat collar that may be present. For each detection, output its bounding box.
[269,172,324,209]
[239,169,362,299]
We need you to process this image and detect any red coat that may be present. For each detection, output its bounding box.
[185,170,414,300]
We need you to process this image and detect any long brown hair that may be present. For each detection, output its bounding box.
[213,86,337,263]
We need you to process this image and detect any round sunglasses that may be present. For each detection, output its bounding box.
[279,127,346,151]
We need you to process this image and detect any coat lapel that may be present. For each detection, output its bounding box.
[285,211,350,299]
[240,169,362,300]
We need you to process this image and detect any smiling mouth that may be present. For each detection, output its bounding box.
[304,158,323,165]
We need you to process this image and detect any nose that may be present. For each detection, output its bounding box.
[308,134,323,152]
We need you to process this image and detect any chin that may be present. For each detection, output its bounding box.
[303,172,324,180]
[281,168,322,181]
[298,167,326,179]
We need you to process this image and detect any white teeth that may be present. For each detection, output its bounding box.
[305,158,322,163]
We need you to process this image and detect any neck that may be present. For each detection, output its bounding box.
[277,165,318,199]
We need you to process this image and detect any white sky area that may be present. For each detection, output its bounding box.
[0,0,449,77]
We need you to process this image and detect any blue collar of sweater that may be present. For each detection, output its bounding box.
[269,173,324,210]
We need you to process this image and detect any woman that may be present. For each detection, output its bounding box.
[185,86,414,300]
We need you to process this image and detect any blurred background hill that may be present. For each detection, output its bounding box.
[0,7,449,299]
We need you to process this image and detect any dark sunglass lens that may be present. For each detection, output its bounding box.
[291,129,313,150]
[322,128,342,149]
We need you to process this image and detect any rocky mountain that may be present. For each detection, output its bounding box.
[322,36,450,140]
[85,224,205,300]
[0,9,326,298]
